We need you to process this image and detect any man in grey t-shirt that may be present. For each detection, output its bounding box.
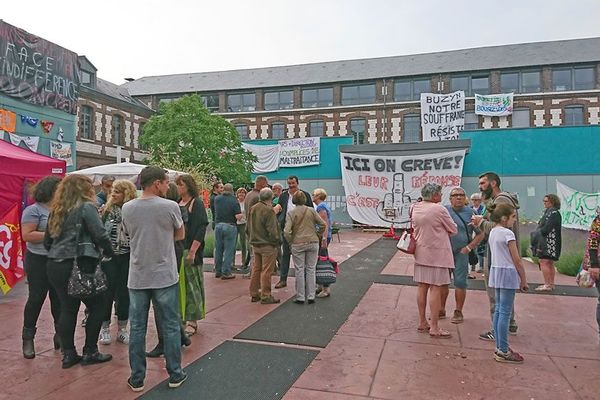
[121,166,187,392]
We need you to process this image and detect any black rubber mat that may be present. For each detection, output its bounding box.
[375,274,598,297]
[234,238,398,347]
[140,340,318,400]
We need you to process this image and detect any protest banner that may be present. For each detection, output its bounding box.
[241,142,280,173]
[279,137,320,167]
[340,149,466,227]
[420,91,465,141]
[0,203,25,294]
[50,141,73,167]
[475,93,513,116]
[556,181,600,230]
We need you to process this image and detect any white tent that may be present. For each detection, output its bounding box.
[72,162,185,185]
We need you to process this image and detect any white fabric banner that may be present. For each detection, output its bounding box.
[340,149,466,227]
[475,93,514,116]
[556,181,600,230]
[278,137,320,168]
[8,133,40,152]
[420,91,465,142]
[50,141,73,167]
[241,142,280,173]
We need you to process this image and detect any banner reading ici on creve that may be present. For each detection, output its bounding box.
[340,149,466,227]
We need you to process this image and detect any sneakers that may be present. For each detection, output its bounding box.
[145,344,164,358]
[99,327,112,345]
[274,281,287,289]
[261,296,281,304]
[127,377,144,392]
[317,288,330,298]
[81,350,112,366]
[494,349,524,364]
[117,328,129,344]
[509,325,518,335]
[221,273,235,280]
[450,310,464,324]
[479,330,495,341]
[168,372,188,388]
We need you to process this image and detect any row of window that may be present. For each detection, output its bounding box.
[161,66,597,112]
[79,105,146,148]
[235,105,587,143]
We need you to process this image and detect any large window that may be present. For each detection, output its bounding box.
[552,67,596,91]
[394,78,430,101]
[512,108,530,128]
[235,124,249,139]
[308,120,324,136]
[264,90,294,110]
[464,112,479,130]
[342,84,376,105]
[271,122,286,139]
[302,87,333,108]
[200,94,219,112]
[227,93,256,112]
[500,70,541,93]
[450,74,490,96]
[350,118,366,144]
[112,115,123,146]
[80,106,93,140]
[402,114,421,142]
[563,106,584,126]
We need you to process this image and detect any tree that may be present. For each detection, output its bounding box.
[140,95,256,184]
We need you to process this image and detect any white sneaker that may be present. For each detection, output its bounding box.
[475,266,483,273]
[117,328,129,345]
[99,327,112,345]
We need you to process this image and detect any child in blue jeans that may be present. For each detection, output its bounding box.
[488,203,528,363]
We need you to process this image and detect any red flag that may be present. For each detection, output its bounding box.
[0,203,25,294]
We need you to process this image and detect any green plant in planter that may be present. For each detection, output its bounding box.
[555,252,583,277]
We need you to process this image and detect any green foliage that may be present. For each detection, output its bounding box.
[203,232,215,257]
[555,252,583,277]
[520,238,531,258]
[141,95,257,185]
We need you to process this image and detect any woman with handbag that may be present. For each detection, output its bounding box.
[21,176,62,359]
[312,188,334,298]
[533,194,562,292]
[284,191,325,304]
[45,175,115,369]
[98,180,137,345]
[411,183,457,338]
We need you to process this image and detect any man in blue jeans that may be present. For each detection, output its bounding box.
[122,166,187,392]
[214,183,242,279]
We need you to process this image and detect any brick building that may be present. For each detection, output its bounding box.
[75,56,153,169]
[123,37,600,143]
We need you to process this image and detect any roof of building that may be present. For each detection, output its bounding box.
[122,37,600,96]
[84,77,153,112]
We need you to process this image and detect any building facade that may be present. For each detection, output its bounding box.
[123,37,600,144]
[75,56,153,169]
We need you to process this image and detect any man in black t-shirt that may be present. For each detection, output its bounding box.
[214,184,242,279]
[209,181,224,229]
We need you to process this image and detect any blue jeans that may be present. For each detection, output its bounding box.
[129,284,184,384]
[214,223,237,275]
[493,288,516,353]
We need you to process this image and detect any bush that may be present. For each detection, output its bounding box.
[202,231,242,258]
[555,252,583,277]
[519,238,531,258]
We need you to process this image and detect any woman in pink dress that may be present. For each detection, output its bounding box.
[412,183,457,338]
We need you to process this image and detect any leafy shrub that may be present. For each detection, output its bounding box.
[555,252,583,277]
[520,238,531,258]
[202,231,241,258]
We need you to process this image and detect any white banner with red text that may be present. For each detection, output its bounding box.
[340,149,466,227]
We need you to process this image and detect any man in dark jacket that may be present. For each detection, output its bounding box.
[209,181,224,229]
[273,175,313,288]
[247,188,281,304]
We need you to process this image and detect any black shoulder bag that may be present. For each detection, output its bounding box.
[451,208,479,266]
[67,215,109,299]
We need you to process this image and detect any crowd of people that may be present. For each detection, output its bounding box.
[19,168,336,391]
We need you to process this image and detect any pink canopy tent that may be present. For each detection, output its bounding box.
[0,139,66,217]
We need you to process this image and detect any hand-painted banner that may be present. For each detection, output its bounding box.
[556,181,600,230]
[475,93,513,116]
[0,203,25,294]
[340,150,466,227]
[241,142,280,173]
[0,20,80,114]
[50,140,73,167]
[420,91,465,141]
[8,133,40,152]
[279,137,320,168]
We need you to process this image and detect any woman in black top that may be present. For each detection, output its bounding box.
[176,175,208,336]
[45,175,115,368]
[534,194,562,292]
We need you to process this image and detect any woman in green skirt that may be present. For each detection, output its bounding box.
[176,175,208,336]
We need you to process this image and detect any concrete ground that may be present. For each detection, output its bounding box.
[2,230,599,400]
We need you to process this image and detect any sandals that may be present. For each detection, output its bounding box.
[534,284,554,292]
[184,322,198,336]
[417,326,430,333]
[429,330,452,339]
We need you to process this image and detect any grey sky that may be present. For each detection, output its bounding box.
[4,0,600,84]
